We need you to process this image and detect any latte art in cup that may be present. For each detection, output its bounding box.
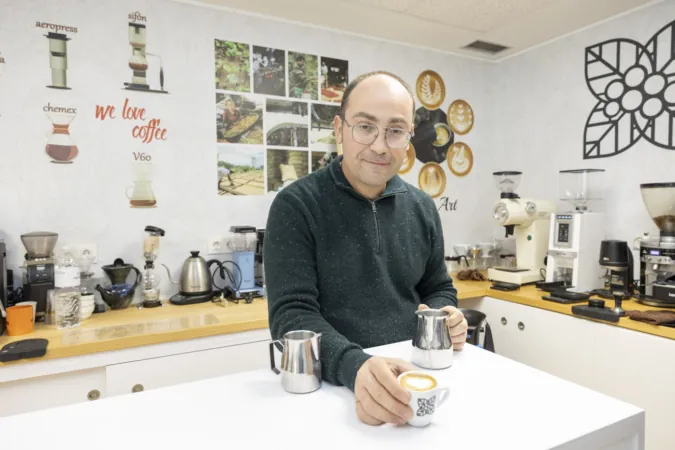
[397,370,450,427]
[399,372,437,392]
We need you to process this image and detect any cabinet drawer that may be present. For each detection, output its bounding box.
[106,340,270,396]
[0,368,106,417]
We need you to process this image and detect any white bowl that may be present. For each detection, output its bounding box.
[80,304,95,321]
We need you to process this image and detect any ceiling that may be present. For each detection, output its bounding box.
[193,0,658,61]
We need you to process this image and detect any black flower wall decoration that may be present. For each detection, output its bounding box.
[584,21,675,159]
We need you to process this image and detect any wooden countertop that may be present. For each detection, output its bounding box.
[0,299,269,364]
[453,279,675,341]
[1,278,673,366]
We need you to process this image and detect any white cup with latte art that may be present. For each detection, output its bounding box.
[397,371,450,427]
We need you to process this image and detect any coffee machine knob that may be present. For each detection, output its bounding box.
[654,264,660,271]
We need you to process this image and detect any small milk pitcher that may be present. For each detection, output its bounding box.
[269,330,322,394]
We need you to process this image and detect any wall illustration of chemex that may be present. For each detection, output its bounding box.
[584,20,675,159]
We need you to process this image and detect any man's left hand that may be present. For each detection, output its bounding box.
[417,304,468,350]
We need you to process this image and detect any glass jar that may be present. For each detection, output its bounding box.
[54,249,80,329]
[142,263,161,308]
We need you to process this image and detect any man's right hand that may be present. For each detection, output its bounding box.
[354,357,415,426]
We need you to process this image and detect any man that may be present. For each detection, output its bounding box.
[218,165,233,188]
[289,54,310,98]
[264,71,467,426]
[221,97,240,130]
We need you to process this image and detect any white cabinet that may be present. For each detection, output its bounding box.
[106,340,270,396]
[0,331,271,417]
[588,324,675,450]
[463,296,595,386]
[0,368,106,417]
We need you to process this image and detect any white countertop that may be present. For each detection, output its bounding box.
[0,341,644,450]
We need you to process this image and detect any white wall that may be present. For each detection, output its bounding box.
[0,0,494,299]
[491,1,675,249]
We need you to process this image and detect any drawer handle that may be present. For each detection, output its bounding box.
[132,384,144,393]
[518,322,525,331]
[87,389,100,401]
[501,317,507,326]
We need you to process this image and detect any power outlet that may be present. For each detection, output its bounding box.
[208,236,227,255]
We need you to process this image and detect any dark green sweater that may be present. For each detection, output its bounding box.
[264,156,457,392]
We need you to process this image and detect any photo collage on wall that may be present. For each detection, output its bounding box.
[404,70,476,199]
[214,38,347,196]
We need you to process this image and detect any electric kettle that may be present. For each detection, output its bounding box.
[163,251,224,296]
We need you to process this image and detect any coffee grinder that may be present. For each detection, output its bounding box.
[124,22,168,94]
[21,231,58,322]
[487,171,557,285]
[226,226,264,302]
[598,240,635,299]
[545,169,606,292]
[635,182,675,307]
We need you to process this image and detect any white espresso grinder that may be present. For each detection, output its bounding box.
[487,171,556,286]
[545,169,606,293]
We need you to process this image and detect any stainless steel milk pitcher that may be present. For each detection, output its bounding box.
[269,330,322,394]
[412,309,454,369]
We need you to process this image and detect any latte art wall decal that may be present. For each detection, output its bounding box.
[583,20,675,159]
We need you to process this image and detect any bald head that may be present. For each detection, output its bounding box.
[339,71,416,120]
[333,71,415,200]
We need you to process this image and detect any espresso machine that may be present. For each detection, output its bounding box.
[635,182,675,307]
[487,171,557,285]
[124,22,168,94]
[545,169,606,292]
[21,231,58,322]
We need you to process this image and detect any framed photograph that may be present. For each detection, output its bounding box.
[288,52,318,100]
[266,99,309,148]
[310,103,339,152]
[252,46,286,97]
[216,93,264,144]
[214,39,251,92]
[311,150,338,172]
[266,149,309,193]
[320,57,348,103]
[217,146,265,195]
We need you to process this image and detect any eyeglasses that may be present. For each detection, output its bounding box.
[341,117,413,149]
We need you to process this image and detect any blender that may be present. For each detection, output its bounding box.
[21,231,59,322]
[635,182,675,307]
[487,171,557,286]
[545,169,606,292]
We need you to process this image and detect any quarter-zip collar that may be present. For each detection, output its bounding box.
[329,155,408,200]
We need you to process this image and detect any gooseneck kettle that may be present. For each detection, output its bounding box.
[162,251,224,296]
